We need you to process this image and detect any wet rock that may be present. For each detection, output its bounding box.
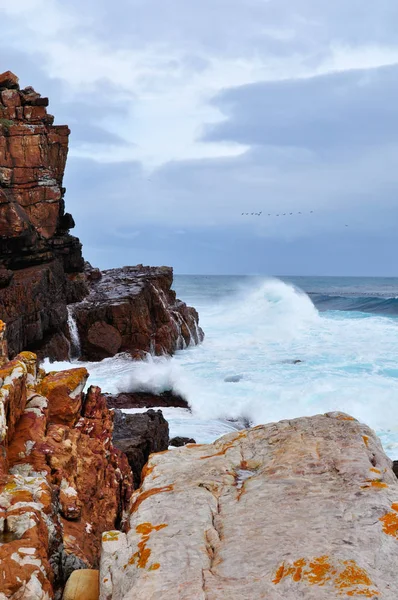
[112,409,169,488]
[101,412,398,600]
[105,391,189,410]
[281,359,303,364]
[224,375,243,383]
[74,265,204,361]
[86,321,122,359]
[169,436,196,447]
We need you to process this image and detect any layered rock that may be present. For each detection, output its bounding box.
[0,71,87,359]
[100,412,398,600]
[72,266,204,361]
[0,338,133,599]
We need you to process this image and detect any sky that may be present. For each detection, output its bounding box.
[1,0,398,275]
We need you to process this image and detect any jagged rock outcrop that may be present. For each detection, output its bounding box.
[112,410,169,489]
[0,71,87,360]
[72,265,204,361]
[100,412,398,600]
[0,332,133,599]
[105,391,189,410]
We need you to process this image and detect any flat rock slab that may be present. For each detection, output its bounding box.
[100,412,398,600]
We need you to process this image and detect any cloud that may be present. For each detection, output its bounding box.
[2,0,398,273]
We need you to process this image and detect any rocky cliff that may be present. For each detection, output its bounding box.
[100,412,398,600]
[0,71,87,360]
[0,71,204,363]
[0,319,165,599]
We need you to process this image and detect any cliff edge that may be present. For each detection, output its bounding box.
[0,71,87,360]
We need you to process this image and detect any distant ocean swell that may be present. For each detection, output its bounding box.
[310,293,398,316]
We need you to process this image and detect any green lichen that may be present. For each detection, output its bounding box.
[0,118,14,132]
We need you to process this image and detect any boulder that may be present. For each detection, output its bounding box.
[105,391,189,410]
[100,412,398,600]
[37,368,88,426]
[112,409,169,488]
[74,265,204,360]
[169,436,196,447]
[63,569,99,600]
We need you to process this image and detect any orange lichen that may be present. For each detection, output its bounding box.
[37,368,88,396]
[273,556,333,587]
[335,561,372,589]
[128,522,168,571]
[102,531,119,542]
[131,485,174,513]
[363,435,369,448]
[369,468,381,474]
[200,431,247,460]
[345,590,379,598]
[272,556,378,597]
[272,564,286,585]
[335,414,356,421]
[391,503,398,512]
[136,522,168,535]
[141,464,154,479]
[380,509,398,538]
[103,578,108,583]
[307,555,334,586]
[361,479,388,490]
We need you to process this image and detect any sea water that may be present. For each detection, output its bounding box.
[44,275,398,458]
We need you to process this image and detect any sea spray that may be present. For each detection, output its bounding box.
[46,277,398,458]
[67,305,81,359]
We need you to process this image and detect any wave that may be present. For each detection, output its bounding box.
[310,293,398,316]
[44,277,398,457]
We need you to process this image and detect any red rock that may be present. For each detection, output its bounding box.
[87,321,122,358]
[38,368,88,426]
[0,72,87,359]
[75,266,204,360]
[0,355,134,598]
[0,71,19,89]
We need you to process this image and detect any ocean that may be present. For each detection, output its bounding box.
[45,275,398,459]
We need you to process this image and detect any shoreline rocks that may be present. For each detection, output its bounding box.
[112,410,169,489]
[100,412,398,600]
[105,390,189,410]
[0,336,134,598]
[72,265,204,361]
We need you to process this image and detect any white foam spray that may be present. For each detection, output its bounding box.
[45,279,398,457]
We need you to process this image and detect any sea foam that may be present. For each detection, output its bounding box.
[44,278,398,457]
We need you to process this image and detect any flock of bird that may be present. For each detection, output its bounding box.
[241,210,349,226]
[241,210,314,216]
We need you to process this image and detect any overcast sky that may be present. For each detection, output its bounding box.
[2,0,398,275]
